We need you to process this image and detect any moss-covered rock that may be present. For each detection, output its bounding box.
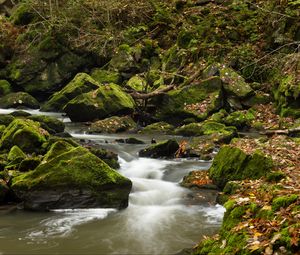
[9,2,36,25]
[223,109,256,129]
[64,83,135,122]
[157,77,223,124]
[88,116,136,133]
[126,75,147,92]
[88,147,120,169]
[174,121,237,143]
[139,139,179,158]
[0,80,12,96]
[90,69,121,85]
[11,144,132,211]
[139,121,174,134]
[41,73,100,112]
[209,145,273,189]
[28,115,65,134]
[0,119,49,153]
[0,92,39,109]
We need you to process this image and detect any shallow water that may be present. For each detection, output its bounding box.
[0,111,225,254]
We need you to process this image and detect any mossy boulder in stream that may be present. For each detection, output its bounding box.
[11,143,132,211]
[0,92,40,109]
[41,73,100,112]
[139,122,174,134]
[64,83,135,122]
[139,139,179,158]
[89,116,136,133]
[28,115,65,134]
[0,119,49,153]
[209,145,273,189]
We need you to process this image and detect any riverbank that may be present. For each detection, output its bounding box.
[190,135,300,255]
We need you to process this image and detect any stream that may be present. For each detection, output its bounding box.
[0,109,225,255]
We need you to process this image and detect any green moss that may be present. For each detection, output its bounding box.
[224,110,255,129]
[41,73,100,112]
[10,2,35,25]
[42,141,75,163]
[140,122,174,134]
[64,83,135,122]
[256,208,274,220]
[177,30,194,49]
[28,115,65,134]
[0,80,12,96]
[0,119,49,153]
[209,146,273,189]
[223,181,241,195]
[0,92,40,109]
[126,75,147,92]
[90,69,121,85]
[88,148,119,169]
[266,171,286,182]
[18,157,41,172]
[0,115,15,126]
[7,145,26,163]
[272,194,298,211]
[11,146,130,190]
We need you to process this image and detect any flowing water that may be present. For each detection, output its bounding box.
[0,109,225,254]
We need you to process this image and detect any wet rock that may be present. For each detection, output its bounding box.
[89,116,136,133]
[64,83,135,122]
[209,145,273,189]
[11,143,132,211]
[0,92,40,109]
[87,147,120,169]
[28,115,65,134]
[0,118,49,153]
[139,121,174,135]
[41,73,100,112]
[157,77,223,124]
[124,137,145,144]
[139,139,179,158]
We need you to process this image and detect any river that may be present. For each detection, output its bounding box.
[0,109,225,254]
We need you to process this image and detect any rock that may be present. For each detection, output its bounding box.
[88,147,120,169]
[0,119,49,153]
[185,137,216,160]
[28,115,65,134]
[64,83,135,122]
[242,91,271,108]
[10,110,31,117]
[11,143,132,211]
[0,92,40,109]
[209,145,273,189]
[0,80,11,96]
[139,121,174,134]
[124,137,145,144]
[6,38,91,100]
[157,77,223,124]
[126,75,147,92]
[139,139,179,158]
[41,73,100,112]
[174,121,237,143]
[89,116,136,133]
[90,69,121,85]
[223,109,255,129]
[181,170,217,190]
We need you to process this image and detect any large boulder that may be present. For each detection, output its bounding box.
[0,92,40,109]
[0,118,49,153]
[139,139,179,158]
[28,115,65,134]
[41,73,100,112]
[209,145,273,189]
[11,143,132,211]
[157,77,223,124]
[5,38,91,100]
[64,83,135,122]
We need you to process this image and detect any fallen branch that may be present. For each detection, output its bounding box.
[261,127,300,136]
[129,84,175,99]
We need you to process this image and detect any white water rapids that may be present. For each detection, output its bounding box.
[0,109,225,254]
